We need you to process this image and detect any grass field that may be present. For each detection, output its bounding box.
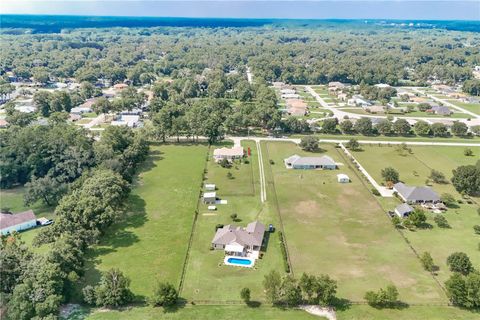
[446,100,480,116]
[181,140,285,302]
[351,145,480,284]
[77,144,208,300]
[263,142,446,303]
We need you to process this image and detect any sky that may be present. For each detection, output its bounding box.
[1,1,479,20]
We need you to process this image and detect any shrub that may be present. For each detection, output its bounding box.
[474,225,480,235]
[150,282,178,308]
[240,287,251,304]
[278,231,290,273]
[364,285,399,308]
[446,252,473,275]
[434,215,450,228]
[269,159,275,165]
[420,252,435,272]
[372,188,380,196]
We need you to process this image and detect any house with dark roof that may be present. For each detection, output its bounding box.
[212,221,265,256]
[427,105,452,116]
[393,182,440,204]
[0,210,37,235]
[284,154,337,170]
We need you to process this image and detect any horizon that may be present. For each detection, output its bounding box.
[1,1,479,21]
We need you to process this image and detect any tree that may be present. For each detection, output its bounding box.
[339,120,353,133]
[445,272,480,308]
[240,287,251,304]
[381,167,399,183]
[451,163,480,196]
[279,275,302,307]
[431,123,448,137]
[364,284,399,308]
[354,117,373,135]
[393,119,411,135]
[0,234,32,294]
[299,136,319,152]
[322,118,338,134]
[150,282,178,307]
[391,216,402,228]
[473,225,480,235]
[413,120,431,136]
[451,121,468,136]
[420,252,435,272]
[406,207,427,228]
[462,79,480,96]
[345,138,360,151]
[375,119,392,135]
[92,268,133,307]
[92,97,113,114]
[24,175,67,206]
[263,270,282,304]
[5,111,35,127]
[440,193,456,207]
[429,169,447,184]
[464,148,473,156]
[434,215,450,228]
[230,213,238,221]
[446,252,473,275]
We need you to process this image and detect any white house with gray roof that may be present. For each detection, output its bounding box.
[394,203,414,218]
[1,210,37,235]
[393,182,440,204]
[284,154,337,170]
[212,221,265,256]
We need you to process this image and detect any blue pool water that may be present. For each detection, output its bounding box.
[227,257,252,266]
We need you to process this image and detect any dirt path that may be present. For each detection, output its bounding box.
[256,140,267,203]
[299,305,337,320]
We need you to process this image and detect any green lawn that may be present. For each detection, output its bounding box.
[1,187,54,251]
[351,145,480,284]
[86,305,320,320]
[78,144,208,301]
[446,100,480,116]
[263,142,446,303]
[289,133,480,143]
[181,140,285,302]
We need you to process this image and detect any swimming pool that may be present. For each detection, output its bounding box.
[224,256,255,267]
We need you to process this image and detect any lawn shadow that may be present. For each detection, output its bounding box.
[135,149,164,174]
[261,231,272,254]
[331,297,352,311]
[247,301,261,308]
[162,297,188,313]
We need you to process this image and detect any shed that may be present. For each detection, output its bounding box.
[203,192,216,204]
[205,184,216,191]
[337,174,350,183]
[1,210,37,235]
[394,203,414,218]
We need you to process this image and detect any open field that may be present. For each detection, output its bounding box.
[181,140,285,301]
[77,144,208,300]
[351,145,480,283]
[263,141,446,303]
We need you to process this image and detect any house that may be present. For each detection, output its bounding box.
[211,221,265,256]
[427,106,452,116]
[68,113,82,122]
[272,82,286,88]
[1,210,37,235]
[337,174,350,183]
[213,146,244,162]
[286,99,308,116]
[328,82,346,93]
[281,93,301,99]
[111,115,141,128]
[365,105,386,113]
[393,182,440,204]
[280,88,296,95]
[120,108,143,116]
[284,154,337,170]
[14,106,36,113]
[394,203,414,218]
[113,83,128,90]
[0,118,9,128]
[71,106,93,114]
[374,83,391,89]
[337,93,348,101]
[205,183,216,191]
[203,192,216,204]
[347,95,372,108]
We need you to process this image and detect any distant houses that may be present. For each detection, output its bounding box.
[284,154,337,170]
[211,221,265,256]
[111,115,141,128]
[0,210,37,235]
[393,182,440,204]
[213,146,244,162]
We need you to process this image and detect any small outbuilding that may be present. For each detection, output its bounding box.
[394,203,414,218]
[205,184,216,191]
[1,210,37,235]
[337,174,350,183]
[203,192,217,204]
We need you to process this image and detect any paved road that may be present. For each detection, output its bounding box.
[305,85,479,127]
[246,66,253,84]
[412,87,480,119]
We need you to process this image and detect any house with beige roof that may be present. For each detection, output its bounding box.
[211,221,265,256]
[213,146,244,162]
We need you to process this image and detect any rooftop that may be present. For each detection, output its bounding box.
[0,210,36,230]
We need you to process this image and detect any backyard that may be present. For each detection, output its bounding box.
[351,145,480,283]
[181,140,285,302]
[263,141,446,303]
